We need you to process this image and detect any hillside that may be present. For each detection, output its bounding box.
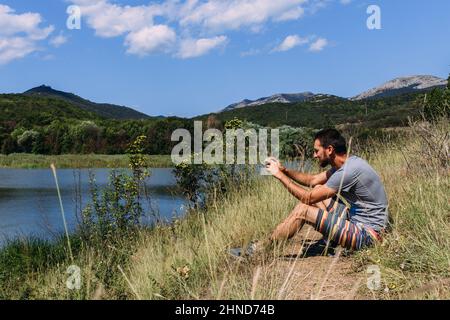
[24,85,150,120]
[0,93,189,155]
[197,93,423,129]
[0,94,100,126]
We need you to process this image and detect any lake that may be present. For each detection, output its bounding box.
[0,168,187,246]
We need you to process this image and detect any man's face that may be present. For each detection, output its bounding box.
[313,139,332,168]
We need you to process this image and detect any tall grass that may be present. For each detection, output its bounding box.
[0,154,172,169]
[355,117,450,299]
[128,176,297,299]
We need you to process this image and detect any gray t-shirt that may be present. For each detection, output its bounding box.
[325,156,388,231]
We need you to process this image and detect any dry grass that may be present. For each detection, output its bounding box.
[0,154,172,169]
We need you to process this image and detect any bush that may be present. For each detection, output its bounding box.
[423,87,450,122]
[174,118,255,208]
[80,135,151,242]
[404,117,449,170]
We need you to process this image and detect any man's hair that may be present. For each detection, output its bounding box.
[314,129,347,154]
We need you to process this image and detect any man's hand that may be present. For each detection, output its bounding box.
[265,157,285,178]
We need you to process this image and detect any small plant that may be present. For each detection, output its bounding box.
[408,82,449,170]
[174,156,208,206]
[80,135,151,241]
[405,117,449,170]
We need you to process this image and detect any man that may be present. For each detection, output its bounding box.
[264,128,389,251]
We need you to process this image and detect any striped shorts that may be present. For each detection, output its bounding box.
[314,198,381,251]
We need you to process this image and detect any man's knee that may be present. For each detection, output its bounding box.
[291,202,310,220]
[293,202,320,225]
[270,203,309,242]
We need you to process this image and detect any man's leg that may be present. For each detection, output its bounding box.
[270,202,321,242]
[268,185,336,243]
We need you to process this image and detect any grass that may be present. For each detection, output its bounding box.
[0,119,448,300]
[0,154,173,169]
[128,176,296,300]
[359,163,450,299]
[354,118,450,299]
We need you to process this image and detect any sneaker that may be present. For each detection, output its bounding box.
[229,240,261,258]
[314,239,337,256]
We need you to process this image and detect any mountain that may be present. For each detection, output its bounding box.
[222,92,339,111]
[198,92,423,129]
[0,93,101,126]
[24,85,150,120]
[351,75,447,101]
[199,74,447,128]
[221,75,448,112]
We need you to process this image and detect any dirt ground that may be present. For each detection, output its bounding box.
[264,225,373,300]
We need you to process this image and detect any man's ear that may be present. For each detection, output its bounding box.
[326,145,334,155]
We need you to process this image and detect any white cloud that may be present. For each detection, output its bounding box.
[0,37,37,64]
[340,0,352,5]
[309,37,328,52]
[71,0,164,38]
[274,6,305,22]
[69,0,315,58]
[0,4,54,64]
[125,25,176,56]
[308,0,331,14]
[50,34,68,48]
[273,35,309,52]
[179,0,308,31]
[68,0,333,59]
[177,36,227,59]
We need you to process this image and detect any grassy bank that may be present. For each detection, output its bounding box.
[0,119,448,300]
[0,153,173,169]
[355,119,450,299]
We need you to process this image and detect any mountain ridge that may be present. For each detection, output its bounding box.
[351,75,447,100]
[24,85,151,120]
[222,75,447,112]
[222,92,341,111]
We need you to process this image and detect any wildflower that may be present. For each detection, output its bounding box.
[176,265,190,279]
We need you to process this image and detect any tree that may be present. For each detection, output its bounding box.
[206,114,223,130]
[1,136,17,154]
[70,121,103,153]
[423,88,449,122]
[17,130,40,153]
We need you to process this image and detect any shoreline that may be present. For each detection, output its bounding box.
[0,153,174,169]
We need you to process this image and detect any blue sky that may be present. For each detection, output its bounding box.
[0,0,449,117]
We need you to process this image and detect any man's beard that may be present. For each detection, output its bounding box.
[319,158,330,168]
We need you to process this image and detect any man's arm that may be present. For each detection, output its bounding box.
[267,157,332,187]
[277,173,336,205]
[265,159,337,205]
[281,168,331,188]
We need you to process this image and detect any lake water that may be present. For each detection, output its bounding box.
[0,168,187,246]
